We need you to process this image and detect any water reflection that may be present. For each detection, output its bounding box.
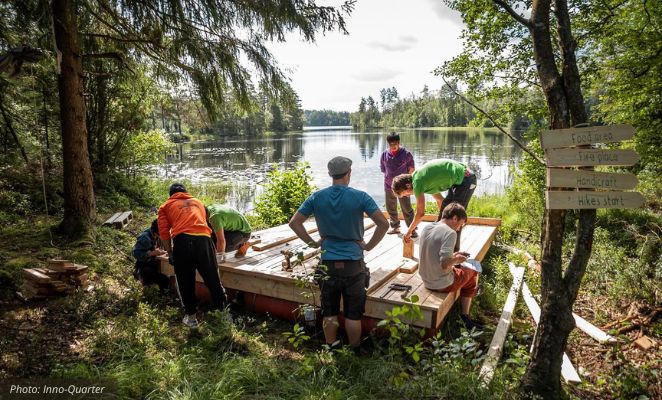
[156,128,521,212]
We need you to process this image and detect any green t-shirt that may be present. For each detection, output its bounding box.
[207,204,251,233]
[412,159,466,196]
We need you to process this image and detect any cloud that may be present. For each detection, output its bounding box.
[350,67,402,82]
[424,0,464,25]
[367,35,418,52]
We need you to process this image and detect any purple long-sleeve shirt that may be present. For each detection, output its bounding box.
[380,147,415,190]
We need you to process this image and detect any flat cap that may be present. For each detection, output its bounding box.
[328,156,352,176]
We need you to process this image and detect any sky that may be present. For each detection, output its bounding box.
[267,0,466,112]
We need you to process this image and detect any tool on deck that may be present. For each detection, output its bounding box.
[380,283,413,299]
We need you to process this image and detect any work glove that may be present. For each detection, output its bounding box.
[216,252,226,264]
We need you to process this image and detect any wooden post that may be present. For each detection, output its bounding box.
[403,239,414,259]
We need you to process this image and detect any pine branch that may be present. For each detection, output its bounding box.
[441,77,546,166]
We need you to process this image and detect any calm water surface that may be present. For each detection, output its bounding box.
[158,127,522,212]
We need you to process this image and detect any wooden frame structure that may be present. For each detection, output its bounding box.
[159,214,500,331]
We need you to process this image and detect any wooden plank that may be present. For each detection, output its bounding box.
[382,211,501,226]
[103,212,122,225]
[540,124,635,149]
[22,269,51,283]
[403,240,414,258]
[546,191,645,209]
[252,219,375,251]
[480,265,525,385]
[508,262,581,384]
[573,313,617,344]
[547,168,638,190]
[545,148,639,167]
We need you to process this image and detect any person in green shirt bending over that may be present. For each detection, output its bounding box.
[206,204,252,262]
[391,159,477,249]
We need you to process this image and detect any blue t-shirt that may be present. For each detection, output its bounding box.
[298,185,379,261]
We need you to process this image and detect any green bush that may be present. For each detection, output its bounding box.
[254,162,316,227]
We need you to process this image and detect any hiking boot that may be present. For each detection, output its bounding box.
[387,227,401,235]
[460,314,484,331]
[183,314,200,329]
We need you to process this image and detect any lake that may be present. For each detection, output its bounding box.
[158,127,522,212]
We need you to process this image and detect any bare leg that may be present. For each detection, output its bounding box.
[322,316,340,344]
[460,296,472,315]
[345,318,362,347]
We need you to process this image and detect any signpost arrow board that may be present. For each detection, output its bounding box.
[546,191,645,209]
[546,148,640,167]
[547,169,638,190]
[540,124,635,149]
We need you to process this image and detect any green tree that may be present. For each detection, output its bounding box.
[5,0,354,238]
[440,0,595,397]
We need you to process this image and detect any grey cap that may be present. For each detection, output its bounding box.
[328,156,352,176]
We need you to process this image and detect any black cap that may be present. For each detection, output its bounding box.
[169,183,187,196]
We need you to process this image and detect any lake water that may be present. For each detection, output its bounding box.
[158,127,522,212]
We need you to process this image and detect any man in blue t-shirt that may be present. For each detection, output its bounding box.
[289,156,389,350]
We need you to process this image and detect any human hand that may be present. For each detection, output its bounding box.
[216,252,226,264]
[453,252,469,263]
[403,232,412,243]
[356,240,367,251]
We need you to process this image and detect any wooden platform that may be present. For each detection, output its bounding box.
[159,214,500,330]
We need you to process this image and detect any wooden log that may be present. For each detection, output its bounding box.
[480,265,525,385]
[508,262,581,384]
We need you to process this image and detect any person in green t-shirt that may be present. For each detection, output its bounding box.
[391,159,477,248]
[206,204,252,261]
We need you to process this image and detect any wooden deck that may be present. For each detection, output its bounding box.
[159,214,500,330]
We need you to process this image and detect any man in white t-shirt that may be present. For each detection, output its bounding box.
[418,202,482,330]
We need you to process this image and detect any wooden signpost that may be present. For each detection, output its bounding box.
[541,124,643,210]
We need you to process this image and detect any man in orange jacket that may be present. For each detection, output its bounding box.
[158,183,227,328]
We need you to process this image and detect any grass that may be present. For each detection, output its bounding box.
[1,180,660,399]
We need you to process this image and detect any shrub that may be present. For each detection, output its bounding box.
[254,162,316,227]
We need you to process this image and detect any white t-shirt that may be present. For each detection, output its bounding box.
[418,222,456,290]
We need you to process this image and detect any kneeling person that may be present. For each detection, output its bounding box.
[418,203,482,330]
[132,219,169,291]
[207,204,252,261]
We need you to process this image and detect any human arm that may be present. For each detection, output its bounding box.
[380,153,385,173]
[407,152,415,174]
[441,252,469,270]
[289,212,320,247]
[157,207,172,253]
[359,209,389,251]
[432,193,444,210]
[132,234,154,262]
[404,193,426,242]
[215,227,226,253]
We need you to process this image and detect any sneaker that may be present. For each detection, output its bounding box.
[387,227,401,235]
[460,314,484,331]
[182,314,200,329]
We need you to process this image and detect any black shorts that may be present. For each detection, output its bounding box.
[317,260,368,320]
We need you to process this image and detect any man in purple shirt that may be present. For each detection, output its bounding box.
[380,132,416,235]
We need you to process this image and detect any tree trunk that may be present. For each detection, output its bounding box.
[52,0,96,238]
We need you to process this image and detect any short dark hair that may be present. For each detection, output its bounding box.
[391,174,412,194]
[331,171,349,180]
[150,219,159,234]
[169,183,186,196]
[387,132,400,143]
[441,202,467,221]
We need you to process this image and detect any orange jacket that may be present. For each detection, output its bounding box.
[157,192,211,241]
